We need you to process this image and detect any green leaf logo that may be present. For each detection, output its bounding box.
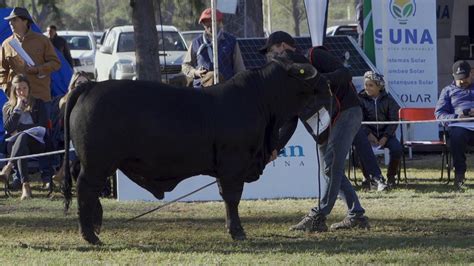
[403,4,413,17]
[392,5,402,18]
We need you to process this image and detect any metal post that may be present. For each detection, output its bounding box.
[211,0,219,84]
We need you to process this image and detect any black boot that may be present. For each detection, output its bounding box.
[387,158,401,187]
[454,173,465,191]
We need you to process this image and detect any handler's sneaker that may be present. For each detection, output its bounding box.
[330,215,370,230]
[289,213,328,232]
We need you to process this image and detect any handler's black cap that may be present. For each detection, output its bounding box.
[259,31,296,54]
[452,60,471,80]
[4,7,33,22]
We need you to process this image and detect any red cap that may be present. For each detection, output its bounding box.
[198,8,223,24]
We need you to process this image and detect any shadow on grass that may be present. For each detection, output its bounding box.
[1,214,473,254]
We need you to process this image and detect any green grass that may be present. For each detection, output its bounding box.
[0,154,473,264]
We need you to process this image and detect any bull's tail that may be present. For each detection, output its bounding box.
[63,82,94,213]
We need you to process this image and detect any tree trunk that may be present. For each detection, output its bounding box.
[245,0,264,37]
[131,0,161,81]
[96,0,102,31]
[225,0,264,38]
[291,0,300,36]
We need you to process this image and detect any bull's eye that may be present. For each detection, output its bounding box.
[299,69,305,75]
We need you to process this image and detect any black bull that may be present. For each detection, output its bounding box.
[63,58,326,244]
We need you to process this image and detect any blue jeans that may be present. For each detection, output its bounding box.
[352,127,382,178]
[311,106,365,218]
[383,135,402,161]
[449,126,474,175]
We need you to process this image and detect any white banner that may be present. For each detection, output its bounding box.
[372,0,438,139]
[304,0,328,47]
[117,121,326,201]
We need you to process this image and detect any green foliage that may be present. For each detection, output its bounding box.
[0,155,472,263]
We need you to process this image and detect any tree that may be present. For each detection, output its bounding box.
[225,0,264,38]
[95,0,102,31]
[29,0,61,29]
[130,0,161,81]
[275,0,305,36]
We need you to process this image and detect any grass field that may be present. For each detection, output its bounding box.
[0,154,473,264]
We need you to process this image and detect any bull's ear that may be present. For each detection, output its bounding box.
[288,63,318,80]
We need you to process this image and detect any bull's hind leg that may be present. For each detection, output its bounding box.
[77,170,107,245]
[217,178,246,240]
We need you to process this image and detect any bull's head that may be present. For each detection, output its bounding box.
[271,51,318,81]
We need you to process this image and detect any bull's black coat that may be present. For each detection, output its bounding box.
[63,57,323,244]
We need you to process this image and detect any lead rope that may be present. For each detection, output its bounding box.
[126,180,217,222]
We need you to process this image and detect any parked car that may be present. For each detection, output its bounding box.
[94,25,187,86]
[93,31,104,45]
[326,24,359,41]
[181,30,204,47]
[57,31,97,79]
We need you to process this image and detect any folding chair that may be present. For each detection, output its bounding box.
[347,145,389,186]
[398,107,451,183]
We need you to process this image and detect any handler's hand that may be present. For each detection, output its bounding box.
[367,133,379,146]
[378,136,388,147]
[195,69,208,78]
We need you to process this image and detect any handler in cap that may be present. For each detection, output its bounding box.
[182,8,245,88]
[0,7,60,101]
[435,60,474,191]
[261,31,371,232]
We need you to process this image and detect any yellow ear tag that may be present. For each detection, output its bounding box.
[299,69,305,75]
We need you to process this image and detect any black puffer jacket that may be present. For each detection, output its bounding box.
[359,90,400,138]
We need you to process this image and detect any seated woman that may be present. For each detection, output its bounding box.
[1,74,48,199]
[50,71,90,183]
[354,71,402,187]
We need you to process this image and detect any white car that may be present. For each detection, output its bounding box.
[95,25,187,86]
[57,31,97,79]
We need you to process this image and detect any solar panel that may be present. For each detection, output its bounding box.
[237,36,372,77]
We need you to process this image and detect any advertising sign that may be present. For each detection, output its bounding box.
[117,122,325,201]
[372,0,438,139]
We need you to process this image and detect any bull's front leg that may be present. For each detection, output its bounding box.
[217,178,246,240]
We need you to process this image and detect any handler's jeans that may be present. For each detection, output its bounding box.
[311,106,365,218]
[449,126,474,175]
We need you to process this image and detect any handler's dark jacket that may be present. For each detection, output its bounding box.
[276,47,359,148]
[359,90,400,139]
[2,98,48,138]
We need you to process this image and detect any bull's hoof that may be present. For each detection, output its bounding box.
[82,232,101,245]
[94,224,101,235]
[231,231,247,241]
[229,227,246,241]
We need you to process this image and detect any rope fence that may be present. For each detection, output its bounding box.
[1,117,473,162]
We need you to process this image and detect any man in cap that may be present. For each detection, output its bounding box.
[0,7,61,101]
[435,60,474,190]
[261,31,371,232]
[182,7,245,88]
[0,7,60,190]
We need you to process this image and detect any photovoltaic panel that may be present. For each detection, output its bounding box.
[237,36,372,77]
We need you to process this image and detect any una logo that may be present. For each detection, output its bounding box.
[390,0,416,25]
